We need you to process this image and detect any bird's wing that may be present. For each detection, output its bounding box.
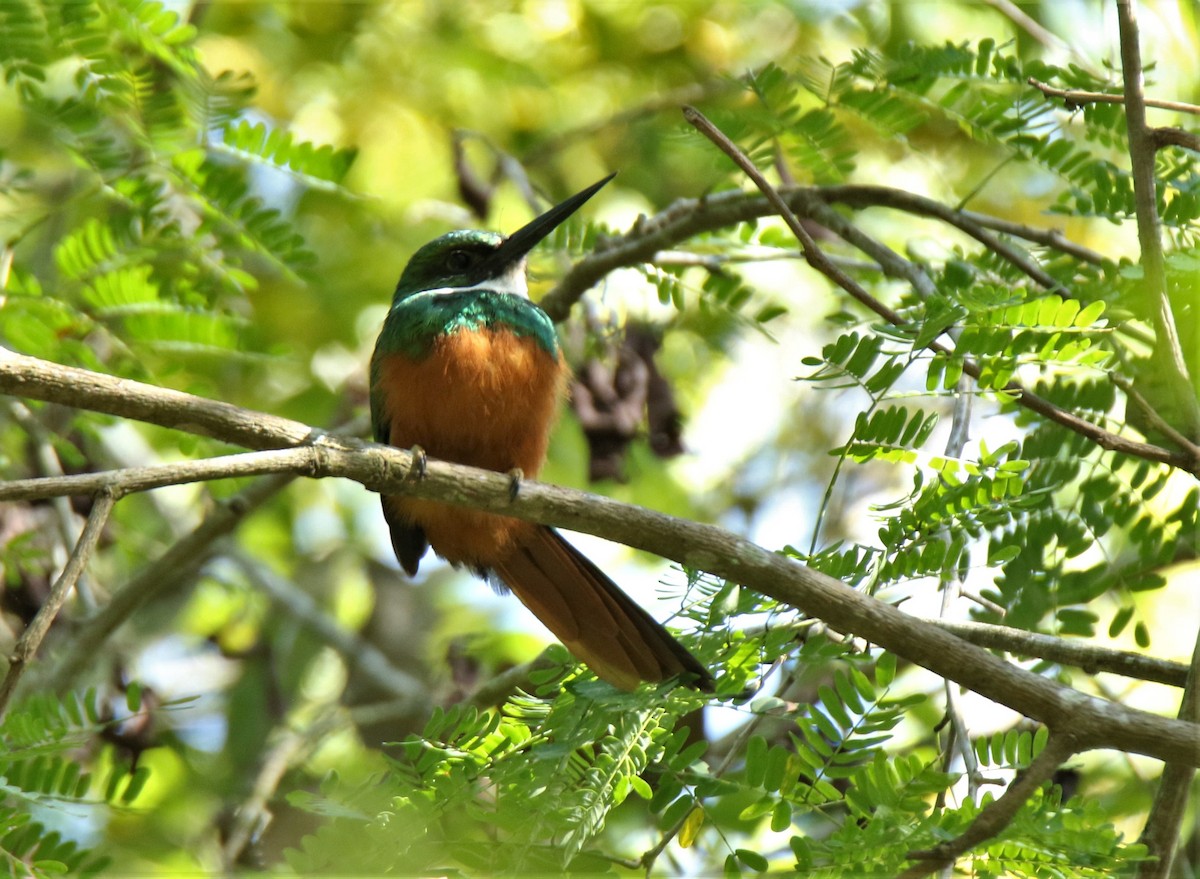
[371,370,429,576]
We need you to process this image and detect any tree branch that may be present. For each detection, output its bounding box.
[1,351,1196,766]
[678,107,1197,474]
[900,733,1080,877]
[1117,0,1200,440]
[0,347,322,451]
[1028,76,1200,116]
[541,183,1109,324]
[921,618,1190,688]
[43,473,293,693]
[0,490,115,718]
[7,401,100,610]
[1135,621,1200,878]
[533,157,1196,476]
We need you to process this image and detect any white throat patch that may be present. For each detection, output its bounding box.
[417,259,529,300]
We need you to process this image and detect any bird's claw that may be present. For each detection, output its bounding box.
[506,468,524,503]
[409,445,428,480]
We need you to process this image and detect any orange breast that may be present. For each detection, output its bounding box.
[376,327,568,567]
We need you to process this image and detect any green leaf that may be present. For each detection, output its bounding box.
[736,848,769,872]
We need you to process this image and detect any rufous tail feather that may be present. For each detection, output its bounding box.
[491,526,712,691]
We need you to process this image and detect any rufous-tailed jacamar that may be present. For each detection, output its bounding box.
[370,174,711,690]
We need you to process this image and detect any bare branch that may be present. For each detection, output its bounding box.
[0,347,321,452]
[0,447,322,502]
[1028,76,1200,116]
[44,473,293,692]
[922,618,1190,688]
[0,490,115,717]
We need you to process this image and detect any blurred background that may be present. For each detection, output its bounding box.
[1,0,1197,873]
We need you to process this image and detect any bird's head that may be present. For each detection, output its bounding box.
[393,173,614,300]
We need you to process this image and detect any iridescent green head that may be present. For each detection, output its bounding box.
[392,173,615,301]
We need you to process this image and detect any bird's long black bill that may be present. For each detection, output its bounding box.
[488,172,615,270]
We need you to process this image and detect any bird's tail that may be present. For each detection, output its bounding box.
[491,526,712,691]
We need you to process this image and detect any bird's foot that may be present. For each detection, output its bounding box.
[409,445,428,480]
[506,467,524,503]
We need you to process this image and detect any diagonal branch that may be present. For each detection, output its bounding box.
[900,733,1080,878]
[44,473,293,693]
[532,173,1194,474]
[0,351,1196,767]
[230,550,426,702]
[0,490,116,717]
[678,106,1197,475]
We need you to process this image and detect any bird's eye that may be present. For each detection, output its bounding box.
[445,250,473,272]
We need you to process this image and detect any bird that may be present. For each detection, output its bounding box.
[369,174,712,691]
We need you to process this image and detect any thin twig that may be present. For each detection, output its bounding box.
[43,474,293,693]
[1028,77,1200,115]
[682,105,911,325]
[938,379,984,801]
[982,0,1085,61]
[0,490,116,718]
[900,733,1079,877]
[7,401,100,610]
[919,618,1190,688]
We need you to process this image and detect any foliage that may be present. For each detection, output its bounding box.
[0,2,1195,878]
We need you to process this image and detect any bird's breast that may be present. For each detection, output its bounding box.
[375,325,568,475]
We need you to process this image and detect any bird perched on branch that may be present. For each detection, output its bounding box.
[370,175,711,691]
